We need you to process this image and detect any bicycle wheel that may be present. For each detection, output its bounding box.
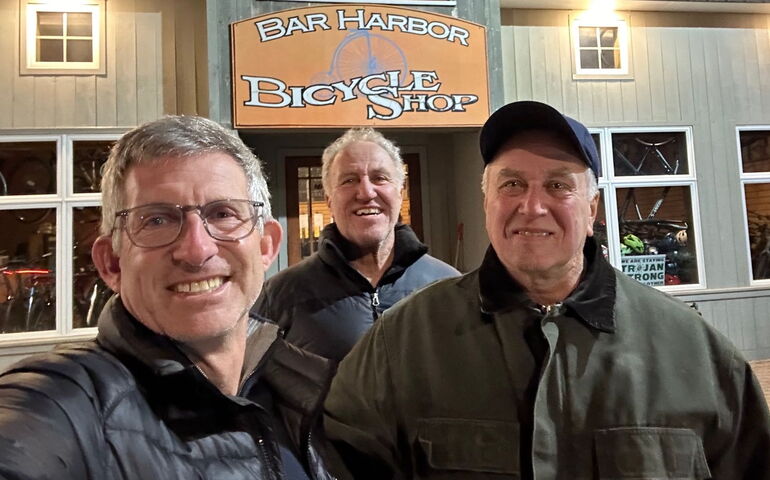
[8,158,54,195]
[334,33,408,86]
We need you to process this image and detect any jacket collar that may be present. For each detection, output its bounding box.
[95,297,335,417]
[96,297,278,389]
[478,237,616,333]
[318,222,428,283]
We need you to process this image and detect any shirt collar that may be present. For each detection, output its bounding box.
[478,237,616,333]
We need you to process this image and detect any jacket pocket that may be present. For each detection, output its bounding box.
[594,427,711,479]
[416,418,519,475]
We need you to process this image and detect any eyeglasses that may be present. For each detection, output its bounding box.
[115,199,264,248]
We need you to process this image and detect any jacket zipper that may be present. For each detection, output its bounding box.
[257,437,281,480]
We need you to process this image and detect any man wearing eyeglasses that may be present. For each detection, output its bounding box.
[0,116,343,480]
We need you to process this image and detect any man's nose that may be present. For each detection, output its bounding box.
[517,188,548,216]
[355,177,377,200]
[171,213,217,267]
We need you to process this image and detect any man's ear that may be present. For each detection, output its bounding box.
[586,192,600,237]
[92,235,121,293]
[260,219,283,270]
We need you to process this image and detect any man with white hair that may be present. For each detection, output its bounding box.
[0,116,342,480]
[253,127,458,362]
[324,101,770,479]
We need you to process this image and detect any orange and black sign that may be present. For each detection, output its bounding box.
[231,5,489,128]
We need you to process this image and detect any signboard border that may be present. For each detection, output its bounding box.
[230,4,489,129]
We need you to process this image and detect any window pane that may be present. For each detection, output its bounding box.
[0,211,56,333]
[617,186,698,285]
[579,27,597,48]
[67,12,92,37]
[73,206,108,328]
[599,27,618,48]
[38,38,63,62]
[580,49,599,69]
[73,140,113,193]
[297,167,309,178]
[311,179,325,202]
[298,177,308,203]
[612,132,689,176]
[740,131,770,173]
[66,39,92,62]
[745,184,770,280]
[310,167,322,177]
[600,49,619,69]
[0,142,57,195]
[37,11,63,36]
[590,133,603,177]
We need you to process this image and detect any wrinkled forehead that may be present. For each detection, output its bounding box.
[333,141,398,173]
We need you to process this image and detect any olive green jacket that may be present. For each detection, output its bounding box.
[324,243,770,479]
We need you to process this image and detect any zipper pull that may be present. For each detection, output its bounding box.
[371,291,380,307]
[538,303,562,315]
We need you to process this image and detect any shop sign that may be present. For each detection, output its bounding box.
[275,1,456,5]
[231,5,489,128]
[621,254,666,286]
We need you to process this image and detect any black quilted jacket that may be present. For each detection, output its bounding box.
[0,296,343,480]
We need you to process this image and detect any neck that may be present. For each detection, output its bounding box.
[180,320,247,396]
[509,253,585,306]
[351,236,395,286]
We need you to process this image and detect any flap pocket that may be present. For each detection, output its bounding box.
[595,427,711,479]
[416,418,519,474]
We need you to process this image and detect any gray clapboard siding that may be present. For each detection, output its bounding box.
[501,9,770,359]
[0,1,13,129]
[0,0,205,128]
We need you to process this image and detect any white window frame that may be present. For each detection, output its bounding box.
[0,132,121,346]
[20,0,106,75]
[737,126,770,286]
[591,127,705,292]
[570,15,631,79]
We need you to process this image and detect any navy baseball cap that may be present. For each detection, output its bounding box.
[479,101,600,178]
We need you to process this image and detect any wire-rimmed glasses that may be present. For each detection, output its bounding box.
[114,199,263,248]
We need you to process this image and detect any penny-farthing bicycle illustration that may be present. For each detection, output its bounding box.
[310,29,409,100]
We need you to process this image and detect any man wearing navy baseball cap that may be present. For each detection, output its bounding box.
[323,101,770,480]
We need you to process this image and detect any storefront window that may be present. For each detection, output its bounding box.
[617,186,698,286]
[297,166,331,260]
[0,142,57,195]
[592,128,702,289]
[0,209,57,333]
[612,131,689,176]
[739,129,770,282]
[0,134,118,338]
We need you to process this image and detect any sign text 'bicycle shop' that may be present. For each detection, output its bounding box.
[231,5,489,128]
[240,70,478,120]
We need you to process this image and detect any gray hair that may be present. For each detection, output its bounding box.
[321,127,405,194]
[100,115,271,242]
[481,165,599,200]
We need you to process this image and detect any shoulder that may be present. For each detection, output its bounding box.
[411,254,461,277]
[613,270,743,363]
[0,343,135,412]
[263,254,332,292]
[382,270,478,326]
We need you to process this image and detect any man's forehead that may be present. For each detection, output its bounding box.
[333,143,396,171]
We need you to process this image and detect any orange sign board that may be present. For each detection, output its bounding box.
[231,5,489,129]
